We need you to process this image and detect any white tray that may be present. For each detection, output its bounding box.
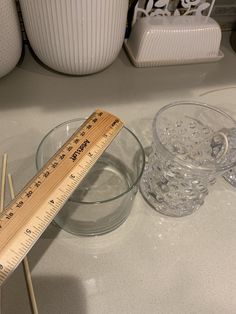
[124,41,224,68]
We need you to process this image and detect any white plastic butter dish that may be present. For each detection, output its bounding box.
[124,15,223,67]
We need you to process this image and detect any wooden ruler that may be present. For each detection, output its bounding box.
[0,109,123,285]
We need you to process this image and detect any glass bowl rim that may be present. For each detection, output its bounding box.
[153,100,236,172]
[36,117,146,204]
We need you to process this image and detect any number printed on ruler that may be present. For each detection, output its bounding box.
[0,109,123,285]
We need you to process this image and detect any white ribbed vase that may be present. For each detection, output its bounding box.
[0,0,22,78]
[19,0,129,75]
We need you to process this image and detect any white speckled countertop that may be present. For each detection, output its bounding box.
[1,33,236,314]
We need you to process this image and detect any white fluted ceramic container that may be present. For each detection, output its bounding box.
[19,0,129,75]
[0,0,22,78]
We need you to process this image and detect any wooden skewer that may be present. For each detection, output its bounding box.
[8,173,39,314]
[0,154,7,313]
[0,153,7,213]
[22,258,39,314]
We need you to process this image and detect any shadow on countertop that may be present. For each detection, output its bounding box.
[2,272,87,314]
[0,32,235,113]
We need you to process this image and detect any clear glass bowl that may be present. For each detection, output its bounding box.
[36,118,145,236]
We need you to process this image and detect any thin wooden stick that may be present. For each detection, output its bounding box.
[22,258,39,314]
[0,154,7,314]
[7,174,14,201]
[8,173,39,314]
[0,154,7,212]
